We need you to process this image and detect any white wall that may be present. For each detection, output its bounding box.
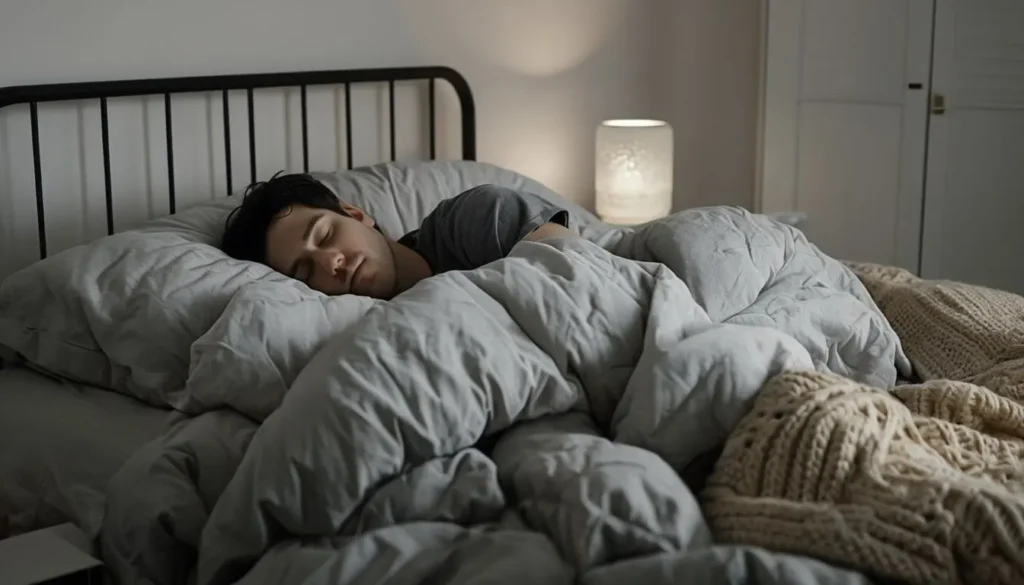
[653,0,763,212]
[0,0,658,273]
[0,0,659,198]
[0,0,763,275]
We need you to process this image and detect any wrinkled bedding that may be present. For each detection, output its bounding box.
[99,207,905,585]
[0,367,170,538]
[702,263,1024,585]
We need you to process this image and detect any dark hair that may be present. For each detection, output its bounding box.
[221,172,345,265]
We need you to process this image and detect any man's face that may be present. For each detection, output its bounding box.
[265,203,397,298]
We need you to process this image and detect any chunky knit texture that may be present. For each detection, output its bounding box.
[845,262,1024,385]
[705,264,1024,585]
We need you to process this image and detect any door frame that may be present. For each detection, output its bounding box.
[916,0,948,279]
[754,0,769,214]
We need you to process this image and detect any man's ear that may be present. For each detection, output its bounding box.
[340,203,375,227]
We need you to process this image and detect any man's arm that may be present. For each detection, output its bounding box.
[415,185,573,272]
[523,222,575,242]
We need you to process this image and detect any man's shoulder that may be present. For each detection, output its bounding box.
[418,184,568,235]
[420,185,512,226]
[444,184,510,207]
[448,184,565,214]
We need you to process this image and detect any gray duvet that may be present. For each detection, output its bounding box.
[100,207,906,585]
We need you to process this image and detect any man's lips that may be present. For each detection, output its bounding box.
[348,256,368,292]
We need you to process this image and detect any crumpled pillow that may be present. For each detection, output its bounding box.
[311,160,599,237]
[0,198,273,407]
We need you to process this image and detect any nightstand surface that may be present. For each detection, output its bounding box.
[0,526,102,585]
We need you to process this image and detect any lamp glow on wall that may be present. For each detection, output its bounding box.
[595,119,673,225]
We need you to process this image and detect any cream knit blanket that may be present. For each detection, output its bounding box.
[704,263,1024,585]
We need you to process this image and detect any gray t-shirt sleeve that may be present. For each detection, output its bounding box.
[408,184,569,273]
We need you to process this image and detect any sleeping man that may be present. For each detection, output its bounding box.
[221,173,574,299]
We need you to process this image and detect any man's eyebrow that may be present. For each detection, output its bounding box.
[289,214,324,278]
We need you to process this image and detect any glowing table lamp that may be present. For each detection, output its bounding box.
[595,119,673,225]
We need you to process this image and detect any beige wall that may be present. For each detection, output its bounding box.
[0,0,654,208]
[0,0,762,273]
[653,0,763,212]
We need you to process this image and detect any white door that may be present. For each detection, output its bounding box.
[761,0,934,271]
[920,0,1024,294]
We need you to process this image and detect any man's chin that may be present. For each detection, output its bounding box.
[378,277,400,301]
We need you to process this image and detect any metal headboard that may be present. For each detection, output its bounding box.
[0,66,476,259]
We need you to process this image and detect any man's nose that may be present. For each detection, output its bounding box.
[313,248,343,274]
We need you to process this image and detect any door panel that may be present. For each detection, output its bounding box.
[921,0,1024,293]
[800,0,908,100]
[795,102,904,264]
[762,0,933,270]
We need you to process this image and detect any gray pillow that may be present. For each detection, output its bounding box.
[0,160,587,407]
[312,160,599,237]
[0,199,276,407]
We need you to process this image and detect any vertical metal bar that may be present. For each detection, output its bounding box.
[100,98,114,234]
[29,102,46,259]
[247,88,256,183]
[164,93,176,214]
[223,90,233,195]
[388,79,396,161]
[428,78,436,160]
[301,85,309,173]
[344,83,353,169]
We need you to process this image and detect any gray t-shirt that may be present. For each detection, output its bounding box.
[398,184,569,274]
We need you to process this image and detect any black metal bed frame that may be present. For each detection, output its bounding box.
[0,66,477,259]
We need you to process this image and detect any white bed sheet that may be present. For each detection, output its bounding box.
[0,366,171,538]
